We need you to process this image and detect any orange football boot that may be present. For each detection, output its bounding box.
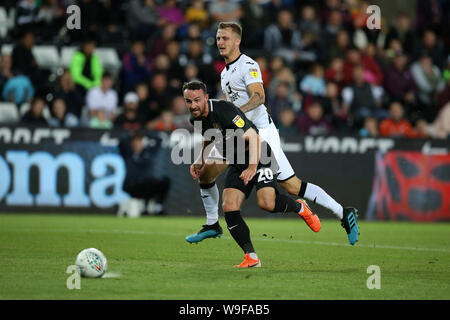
[297,199,321,232]
[234,253,261,268]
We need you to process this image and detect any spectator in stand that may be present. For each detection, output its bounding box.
[11,30,43,89]
[383,52,417,108]
[255,56,271,90]
[413,29,446,68]
[438,73,450,111]
[165,41,184,89]
[121,39,152,93]
[135,82,156,124]
[145,72,172,128]
[432,102,450,139]
[185,0,209,30]
[48,98,79,128]
[127,0,164,39]
[70,36,103,95]
[321,82,349,132]
[264,9,302,65]
[2,75,34,106]
[343,47,383,86]
[277,107,297,135]
[240,0,271,48]
[413,118,430,138]
[327,30,350,62]
[341,64,386,123]
[268,81,293,125]
[157,0,185,28]
[86,72,118,121]
[114,92,143,131]
[97,0,122,43]
[300,63,326,97]
[0,55,13,95]
[53,70,84,119]
[268,66,297,99]
[89,108,112,129]
[298,31,323,65]
[321,9,345,47]
[171,95,191,130]
[379,101,416,138]
[208,0,242,27]
[298,5,321,39]
[296,101,333,135]
[325,57,345,91]
[15,0,41,35]
[150,23,177,59]
[384,12,416,55]
[359,116,378,137]
[150,109,177,132]
[21,96,47,126]
[179,39,218,92]
[119,130,171,215]
[410,54,445,121]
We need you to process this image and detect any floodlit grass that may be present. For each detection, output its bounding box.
[0,214,449,299]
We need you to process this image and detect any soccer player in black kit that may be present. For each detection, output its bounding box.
[182,80,315,268]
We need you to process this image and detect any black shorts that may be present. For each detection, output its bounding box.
[224,163,277,199]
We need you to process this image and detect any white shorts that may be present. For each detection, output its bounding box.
[258,121,295,181]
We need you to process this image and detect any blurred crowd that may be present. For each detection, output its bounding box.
[0,0,450,139]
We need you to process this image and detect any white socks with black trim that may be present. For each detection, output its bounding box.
[303,182,344,220]
[200,182,220,225]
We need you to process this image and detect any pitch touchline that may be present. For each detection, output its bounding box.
[11,228,448,254]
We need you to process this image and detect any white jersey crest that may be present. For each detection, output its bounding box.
[220,54,270,128]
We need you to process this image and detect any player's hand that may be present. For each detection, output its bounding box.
[190,163,204,180]
[240,167,256,186]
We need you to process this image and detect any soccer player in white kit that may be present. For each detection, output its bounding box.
[185,22,360,246]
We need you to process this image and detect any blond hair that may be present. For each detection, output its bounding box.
[218,21,242,38]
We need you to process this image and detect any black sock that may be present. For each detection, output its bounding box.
[224,211,254,254]
[272,194,302,214]
[298,181,307,198]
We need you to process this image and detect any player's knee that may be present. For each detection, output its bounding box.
[257,196,275,212]
[222,199,240,212]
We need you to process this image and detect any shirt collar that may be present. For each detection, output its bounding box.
[226,53,243,70]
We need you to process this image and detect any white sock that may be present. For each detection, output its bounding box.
[200,182,219,225]
[303,182,343,220]
[249,252,258,260]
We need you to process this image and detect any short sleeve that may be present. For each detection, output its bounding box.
[241,59,263,87]
[216,101,253,132]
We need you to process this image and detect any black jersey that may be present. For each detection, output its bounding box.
[191,99,259,164]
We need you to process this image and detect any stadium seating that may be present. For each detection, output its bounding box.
[20,102,51,120]
[61,46,78,69]
[1,43,13,55]
[32,46,61,71]
[95,48,121,75]
[0,7,15,39]
[0,102,19,123]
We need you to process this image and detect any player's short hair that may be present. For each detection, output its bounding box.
[218,21,242,38]
[182,80,207,93]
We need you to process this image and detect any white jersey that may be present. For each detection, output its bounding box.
[220,54,270,128]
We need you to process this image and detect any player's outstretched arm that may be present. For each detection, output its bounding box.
[240,128,261,185]
[240,83,265,113]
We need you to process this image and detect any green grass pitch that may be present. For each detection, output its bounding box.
[0,214,449,300]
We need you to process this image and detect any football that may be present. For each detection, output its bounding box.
[75,248,108,278]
